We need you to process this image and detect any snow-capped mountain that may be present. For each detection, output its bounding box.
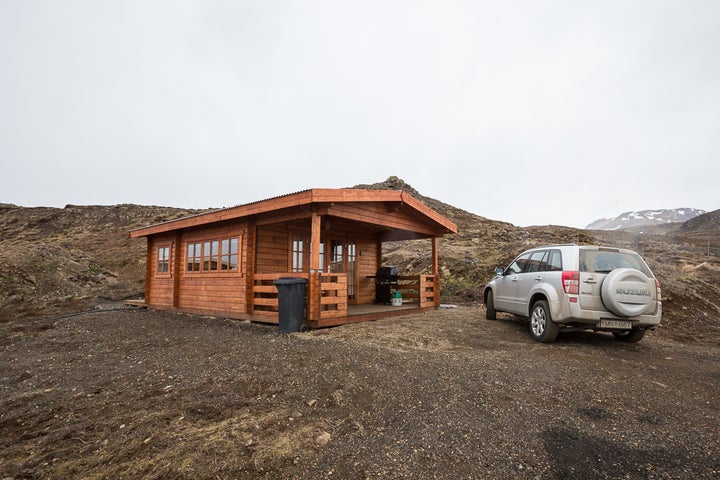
[586,208,706,231]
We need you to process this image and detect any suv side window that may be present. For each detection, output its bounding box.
[545,249,563,271]
[525,250,548,273]
[506,252,532,275]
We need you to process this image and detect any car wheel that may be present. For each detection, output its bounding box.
[529,300,558,343]
[485,290,496,320]
[612,328,645,343]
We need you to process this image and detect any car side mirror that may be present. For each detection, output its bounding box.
[495,267,505,276]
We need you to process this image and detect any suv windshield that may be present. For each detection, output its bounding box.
[579,249,652,276]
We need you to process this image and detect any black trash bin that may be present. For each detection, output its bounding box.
[273,277,308,333]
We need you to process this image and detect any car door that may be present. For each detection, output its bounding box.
[494,252,531,314]
[512,250,548,313]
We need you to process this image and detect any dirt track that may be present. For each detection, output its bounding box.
[1,306,719,479]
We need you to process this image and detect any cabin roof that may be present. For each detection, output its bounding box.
[129,188,458,239]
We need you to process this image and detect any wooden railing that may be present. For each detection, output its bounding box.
[251,273,309,319]
[250,272,347,321]
[317,273,347,319]
[418,275,437,307]
[251,272,435,322]
[396,275,436,308]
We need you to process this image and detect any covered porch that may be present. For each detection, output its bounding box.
[242,189,456,328]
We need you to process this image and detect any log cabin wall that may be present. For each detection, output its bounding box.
[177,221,247,316]
[146,221,248,316]
[146,233,175,308]
[356,239,379,305]
[255,223,290,273]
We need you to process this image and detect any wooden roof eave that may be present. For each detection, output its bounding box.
[128,188,457,239]
[321,205,441,237]
[128,190,316,238]
[399,192,457,234]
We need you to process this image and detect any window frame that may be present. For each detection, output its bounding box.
[185,235,242,275]
[156,244,171,277]
[524,250,548,273]
[545,249,563,272]
[291,233,307,273]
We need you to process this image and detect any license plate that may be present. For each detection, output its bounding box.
[600,319,632,329]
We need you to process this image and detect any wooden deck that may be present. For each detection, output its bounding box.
[347,303,420,315]
[310,302,429,328]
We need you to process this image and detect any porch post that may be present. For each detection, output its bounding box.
[310,212,321,272]
[432,237,440,307]
[308,212,322,321]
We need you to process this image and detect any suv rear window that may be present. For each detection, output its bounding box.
[579,249,652,276]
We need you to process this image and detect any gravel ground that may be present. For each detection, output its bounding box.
[1,306,719,479]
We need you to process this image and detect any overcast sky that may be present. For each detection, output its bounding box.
[1,1,718,228]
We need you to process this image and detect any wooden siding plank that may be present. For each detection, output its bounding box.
[252,298,278,307]
[321,296,345,305]
[253,285,278,294]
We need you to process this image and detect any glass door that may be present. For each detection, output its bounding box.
[326,239,357,304]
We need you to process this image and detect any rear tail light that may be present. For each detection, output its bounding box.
[562,271,579,294]
[656,279,662,301]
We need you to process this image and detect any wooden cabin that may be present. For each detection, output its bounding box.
[128,188,458,328]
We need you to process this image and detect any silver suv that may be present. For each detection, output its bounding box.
[484,244,662,343]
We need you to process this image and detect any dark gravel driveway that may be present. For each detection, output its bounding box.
[1,306,718,479]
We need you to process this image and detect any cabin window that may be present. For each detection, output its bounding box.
[203,240,219,270]
[221,238,239,270]
[291,233,325,272]
[157,246,170,273]
[291,234,305,272]
[330,240,343,273]
[319,241,325,272]
[187,242,202,272]
[187,237,240,273]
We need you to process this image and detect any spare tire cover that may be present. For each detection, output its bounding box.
[600,268,655,318]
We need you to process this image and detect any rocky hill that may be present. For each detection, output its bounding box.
[1,179,718,345]
[586,208,706,231]
[680,208,720,233]
[0,204,206,320]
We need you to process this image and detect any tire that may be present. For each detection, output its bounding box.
[485,290,496,320]
[613,328,645,343]
[529,300,559,343]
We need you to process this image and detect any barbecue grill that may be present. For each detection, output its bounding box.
[374,266,399,304]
